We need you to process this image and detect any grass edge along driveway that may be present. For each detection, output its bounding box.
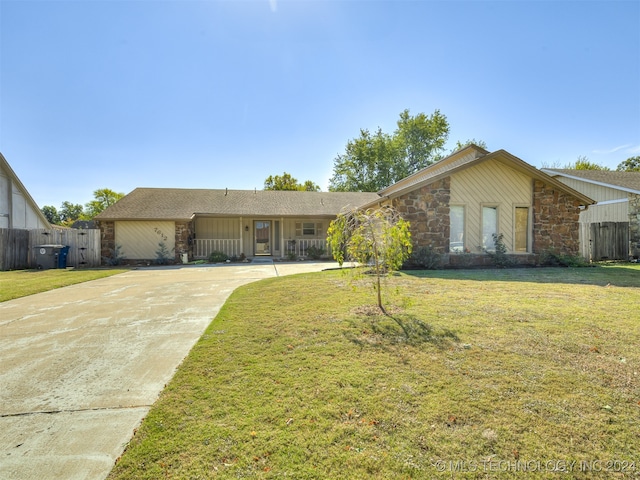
[0,268,127,303]
[105,264,639,479]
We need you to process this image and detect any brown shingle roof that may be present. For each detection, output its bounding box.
[95,188,381,221]
[543,169,640,193]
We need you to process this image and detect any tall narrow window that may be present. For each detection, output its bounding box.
[450,206,465,252]
[482,206,498,251]
[515,207,529,252]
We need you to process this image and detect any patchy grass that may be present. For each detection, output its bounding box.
[0,268,126,302]
[108,265,640,479]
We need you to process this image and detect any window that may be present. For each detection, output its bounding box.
[303,222,316,235]
[515,207,529,252]
[295,222,322,237]
[450,205,465,252]
[482,206,498,251]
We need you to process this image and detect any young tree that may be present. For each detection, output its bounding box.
[264,172,320,191]
[329,109,450,192]
[617,156,640,172]
[85,188,125,218]
[327,205,412,313]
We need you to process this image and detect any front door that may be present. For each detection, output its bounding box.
[254,221,271,255]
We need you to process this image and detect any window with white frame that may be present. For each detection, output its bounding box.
[450,205,465,252]
[514,207,529,252]
[482,206,498,251]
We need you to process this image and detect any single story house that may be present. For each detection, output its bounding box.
[95,188,378,263]
[95,145,595,266]
[541,169,640,261]
[0,152,51,230]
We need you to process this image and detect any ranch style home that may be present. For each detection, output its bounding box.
[95,145,594,266]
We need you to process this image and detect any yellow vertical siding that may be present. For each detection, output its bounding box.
[552,178,629,223]
[450,159,532,252]
[115,221,176,259]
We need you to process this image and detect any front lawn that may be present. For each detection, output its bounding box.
[0,268,127,302]
[108,265,640,479]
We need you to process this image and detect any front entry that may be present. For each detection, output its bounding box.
[254,221,271,255]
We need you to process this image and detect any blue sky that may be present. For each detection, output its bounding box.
[1,0,639,209]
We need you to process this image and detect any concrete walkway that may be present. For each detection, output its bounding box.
[0,261,341,480]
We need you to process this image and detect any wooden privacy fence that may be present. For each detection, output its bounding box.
[0,228,31,270]
[1,228,101,270]
[580,222,629,261]
[28,229,101,268]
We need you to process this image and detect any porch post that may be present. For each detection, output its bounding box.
[280,217,284,258]
[239,216,243,257]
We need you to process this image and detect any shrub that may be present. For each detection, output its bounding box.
[103,244,125,266]
[485,233,514,268]
[208,250,229,263]
[407,245,441,269]
[305,245,325,260]
[539,249,588,267]
[155,241,173,265]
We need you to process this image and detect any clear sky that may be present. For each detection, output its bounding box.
[1,0,639,210]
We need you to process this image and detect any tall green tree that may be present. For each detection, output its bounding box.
[329,109,450,192]
[564,156,610,170]
[616,156,640,172]
[264,172,320,191]
[85,188,125,218]
[41,205,61,224]
[59,201,85,225]
[327,205,412,313]
[328,128,395,192]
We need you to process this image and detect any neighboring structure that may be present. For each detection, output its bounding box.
[95,146,595,266]
[95,189,378,264]
[0,152,51,230]
[542,169,640,261]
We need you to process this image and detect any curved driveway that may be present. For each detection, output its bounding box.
[0,261,339,480]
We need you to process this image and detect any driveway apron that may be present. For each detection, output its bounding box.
[0,261,339,480]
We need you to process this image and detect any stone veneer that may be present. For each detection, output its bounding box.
[391,177,451,253]
[629,193,640,259]
[175,221,194,262]
[96,220,115,262]
[532,180,581,255]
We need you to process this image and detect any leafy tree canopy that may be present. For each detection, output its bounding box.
[85,188,125,218]
[40,188,125,226]
[452,138,488,152]
[41,205,60,224]
[616,156,640,172]
[564,156,610,171]
[328,109,449,192]
[59,201,85,225]
[264,172,320,191]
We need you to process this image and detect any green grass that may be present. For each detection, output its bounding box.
[0,268,127,302]
[108,265,640,479]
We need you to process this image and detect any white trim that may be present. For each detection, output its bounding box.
[593,198,629,206]
[541,169,640,195]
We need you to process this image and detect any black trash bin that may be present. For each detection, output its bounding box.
[34,245,70,270]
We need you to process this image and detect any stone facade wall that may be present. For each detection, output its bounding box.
[532,180,581,255]
[175,220,194,262]
[391,177,451,253]
[96,220,115,262]
[629,193,640,259]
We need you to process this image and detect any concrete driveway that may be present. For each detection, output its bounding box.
[0,260,340,480]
